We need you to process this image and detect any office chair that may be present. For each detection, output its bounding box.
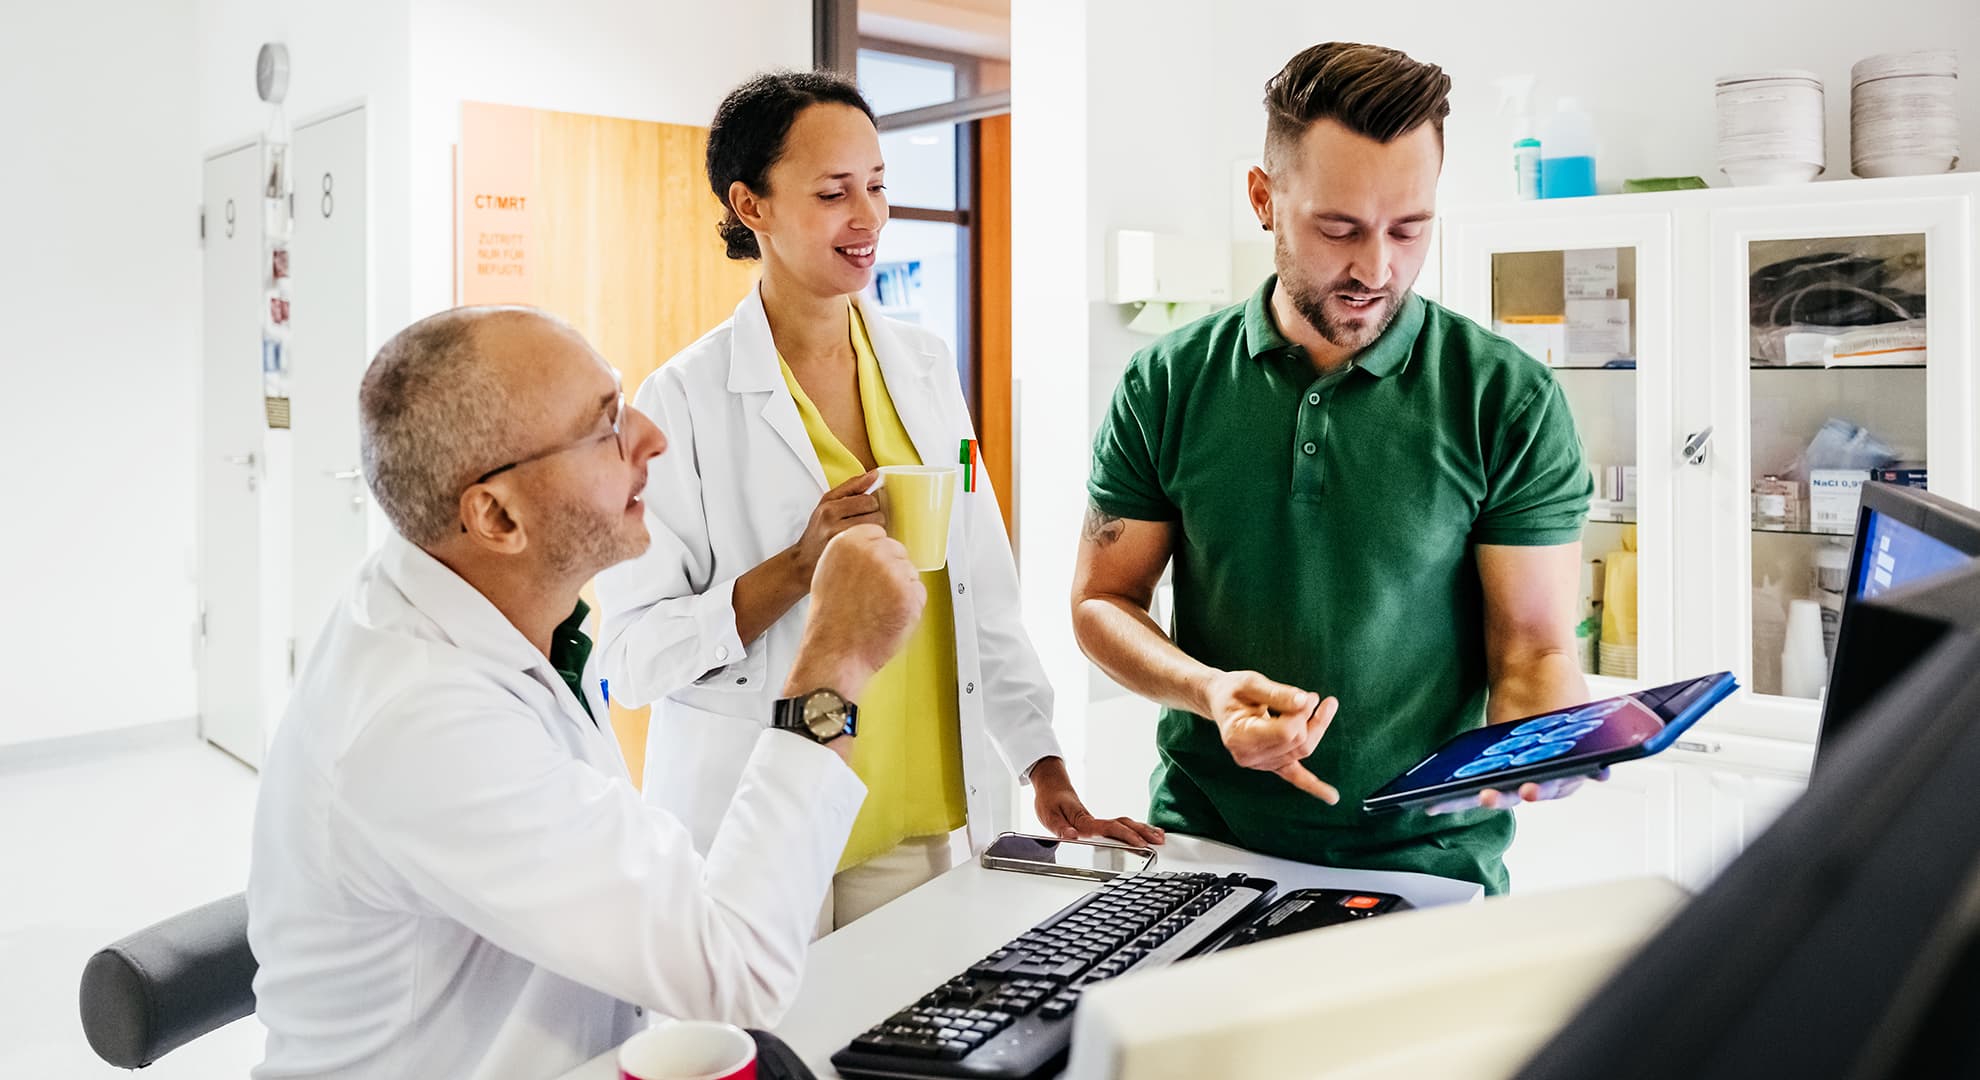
[75,895,822,1077]
[78,893,258,1068]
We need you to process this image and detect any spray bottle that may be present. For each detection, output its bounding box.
[1495,76,1543,200]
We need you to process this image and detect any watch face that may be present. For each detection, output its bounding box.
[802,689,849,740]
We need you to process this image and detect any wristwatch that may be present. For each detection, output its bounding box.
[771,688,858,745]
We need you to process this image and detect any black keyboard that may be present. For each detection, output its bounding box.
[830,870,1277,1080]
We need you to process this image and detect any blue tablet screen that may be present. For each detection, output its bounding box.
[1368,673,1734,807]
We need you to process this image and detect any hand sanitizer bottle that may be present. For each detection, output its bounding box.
[1496,76,1543,200]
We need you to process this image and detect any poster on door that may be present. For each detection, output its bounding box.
[262,104,294,428]
[460,102,537,304]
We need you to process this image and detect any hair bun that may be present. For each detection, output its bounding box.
[718,209,760,261]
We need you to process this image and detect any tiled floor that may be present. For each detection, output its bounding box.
[0,737,266,1078]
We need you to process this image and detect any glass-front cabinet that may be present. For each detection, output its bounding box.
[1708,196,1973,739]
[1441,176,1980,893]
[1743,233,1927,701]
[1442,213,1675,698]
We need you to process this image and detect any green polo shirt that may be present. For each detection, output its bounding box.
[553,600,596,723]
[1089,276,1591,894]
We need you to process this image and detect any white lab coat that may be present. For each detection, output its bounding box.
[596,285,1061,856]
[246,534,865,1080]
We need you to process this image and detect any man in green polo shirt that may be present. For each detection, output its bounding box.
[1072,42,1594,895]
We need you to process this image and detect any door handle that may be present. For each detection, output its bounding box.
[1682,426,1714,466]
[324,469,362,480]
[224,453,257,467]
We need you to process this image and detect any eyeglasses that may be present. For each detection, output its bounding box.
[471,391,627,486]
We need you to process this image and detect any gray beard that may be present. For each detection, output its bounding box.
[539,495,643,579]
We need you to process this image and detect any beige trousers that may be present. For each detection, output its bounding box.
[815,832,958,937]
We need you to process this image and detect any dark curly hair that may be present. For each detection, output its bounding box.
[707,70,877,261]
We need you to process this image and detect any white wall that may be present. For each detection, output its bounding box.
[0,0,202,746]
[195,0,416,372]
[1205,0,1980,216]
[407,0,813,320]
[1012,0,1096,769]
[1012,0,1222,776]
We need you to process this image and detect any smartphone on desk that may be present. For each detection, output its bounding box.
[978,831,1157,882]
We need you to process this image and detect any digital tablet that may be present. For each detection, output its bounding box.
[1363,672,1738,813]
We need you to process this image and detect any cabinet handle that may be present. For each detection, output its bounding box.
[1682,426,1714,466]
[1675,738,1722,754]
[324,468,362,480]
[224,453,257,467]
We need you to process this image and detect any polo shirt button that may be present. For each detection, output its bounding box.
[1303,441,1318,455]
[966,682,976,694]
[1307,392,1321,406]
[714,645,730,662]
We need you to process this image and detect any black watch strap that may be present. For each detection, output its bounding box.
[772,689,858,744]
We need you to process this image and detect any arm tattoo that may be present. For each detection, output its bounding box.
[1083,503,1126,547]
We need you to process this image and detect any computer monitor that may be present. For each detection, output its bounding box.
[1514,563,1980,1080]
[1817,482,1980,763]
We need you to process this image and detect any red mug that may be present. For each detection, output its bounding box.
[617,1020,757,1080]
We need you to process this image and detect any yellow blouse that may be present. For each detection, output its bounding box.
[779,305,966,870]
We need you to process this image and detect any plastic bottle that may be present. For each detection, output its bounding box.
[1496,76,1543,200]
[1540,97,1598,198]
[1577,555,1605,673]
[1782,598,1829,699]
[1815,540,1850,658]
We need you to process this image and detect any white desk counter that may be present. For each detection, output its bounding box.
[556,835,1481,1079]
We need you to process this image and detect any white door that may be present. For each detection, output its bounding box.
[288,107,370,677]
[199,144,267,766]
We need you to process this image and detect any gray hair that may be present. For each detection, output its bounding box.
[359,307,532,546]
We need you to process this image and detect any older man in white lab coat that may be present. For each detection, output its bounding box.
[246,307,924,1080]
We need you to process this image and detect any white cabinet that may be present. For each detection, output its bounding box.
[1506,744,1811,895]
[1501,759,1680,892]
[1443,174,1980,891]
[1684,763,1807,886]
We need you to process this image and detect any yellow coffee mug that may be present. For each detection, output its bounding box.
[876,465,959,572]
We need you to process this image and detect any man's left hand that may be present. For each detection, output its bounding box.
[1423,768,1611,817]
[1029,757,1166,846]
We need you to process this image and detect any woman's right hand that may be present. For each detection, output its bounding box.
[789,469,884,588]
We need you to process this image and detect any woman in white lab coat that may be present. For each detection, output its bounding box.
[596,71,1160,929]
